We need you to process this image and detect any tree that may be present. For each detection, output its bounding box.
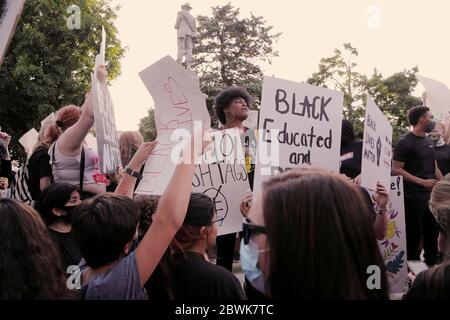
[308,43,421,141]
[192,3,281,126]
[139,108,157,142]
[138,3,281,137]
[0,0,125,158]
[0,0,6,20]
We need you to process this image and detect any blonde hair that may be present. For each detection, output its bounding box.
[430,175,450,246]
[119,131,143,167]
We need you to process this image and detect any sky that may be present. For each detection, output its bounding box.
[109,0,450,131]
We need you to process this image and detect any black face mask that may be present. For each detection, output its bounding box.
[59,205,78,224]
[424,120,436,133]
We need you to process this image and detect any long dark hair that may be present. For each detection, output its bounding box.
[0,199,71,299]
[34,183,77,226]
[262,167,388,299]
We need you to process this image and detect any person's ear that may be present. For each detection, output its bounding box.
[199,226,208,238]
[52,208,64,217]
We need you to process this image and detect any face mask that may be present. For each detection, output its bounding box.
[240,239,267,294]
[425,120,436,133]
[59,205,78,224]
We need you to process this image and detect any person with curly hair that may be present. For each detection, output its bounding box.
[0,198,71,299]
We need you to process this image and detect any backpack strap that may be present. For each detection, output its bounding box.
[79,146,85,193]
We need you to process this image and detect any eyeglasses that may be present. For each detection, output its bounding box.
[242,217,267,245]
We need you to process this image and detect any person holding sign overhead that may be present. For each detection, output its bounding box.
[393,106,443,266]
[49,66,109,199]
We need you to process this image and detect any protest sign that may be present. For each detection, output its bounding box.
[253,77,343,195]
[360,96,392,191]
[194,128,249,236]
[0,0,25,65]
[378,176,408,294]
[19,128,39,156]
[417,74,450,117]
[92,29,122,173]
[136,55,211,195]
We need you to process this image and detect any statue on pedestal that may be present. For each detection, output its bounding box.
[174,2,197,70]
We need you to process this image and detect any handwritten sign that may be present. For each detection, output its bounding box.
[378,176,408,294]
[193,129,250,235]
[0,0,25,65]
[253,77,343,195]
[360,96,392,191]
[417,74,450,117]
[18,128,39,157]
[136,56,211,195]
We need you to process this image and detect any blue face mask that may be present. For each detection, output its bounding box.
[240,239,267,294]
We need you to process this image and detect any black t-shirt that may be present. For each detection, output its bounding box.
[435,144,450,176]
[403,264,450,300]
[393,133,436,197]
[28,146,52,200]
[340,140,363,179]
[48,229,82,271]
[171,252,246,300]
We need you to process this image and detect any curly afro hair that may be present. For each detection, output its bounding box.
[214,86,251,125]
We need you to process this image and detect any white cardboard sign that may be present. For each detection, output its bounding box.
[378,176,408,294]
[361,96,392,191]
[253,76,343,195]
[136,56,211,195]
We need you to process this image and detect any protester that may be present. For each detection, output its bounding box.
[72,131,210,299]
[0,198,71,299]
[26,106,82,201]
[150,193,246,300]
[393,106,443,266]
[133,194,171,300]
[34,183,82,270]
[49,66,109,199]
[433,123,450,176]
[119,131,144,168]
[213,86,255,271]
[340,119,363,180]
[241,167,388,299]
[403,175,450,299]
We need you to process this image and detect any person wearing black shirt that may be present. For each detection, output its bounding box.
[433,123,450,176]
[393,106,443,266]
[149,193,246,300]
[28,145,53,200]
[34,183,82,270]
[340,119,363,180]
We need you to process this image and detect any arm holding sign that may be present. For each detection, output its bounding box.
[115,141,157,199]
[58,65,107,157]
[372,182,389,240]
[135,130,212,286]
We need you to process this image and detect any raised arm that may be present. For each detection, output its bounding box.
[135,130,211,286]
[58,66,107,156]
[115,141,157,199]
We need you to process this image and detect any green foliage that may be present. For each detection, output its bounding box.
[192,2,281,126]
[139,108,157,142]
[0,0,125,158]
[308,43,421,141]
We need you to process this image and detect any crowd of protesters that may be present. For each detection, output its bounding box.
[0,64,450,300]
